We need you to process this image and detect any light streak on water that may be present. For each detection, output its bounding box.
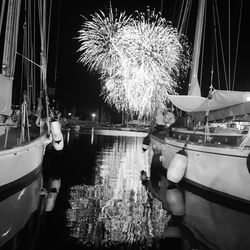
[66,135,170,247]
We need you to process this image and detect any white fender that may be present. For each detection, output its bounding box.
[167,150,187,183]
[165,187,185,216]
[50,120,64,151]
[142,134,151,152]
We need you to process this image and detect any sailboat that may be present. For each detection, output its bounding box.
[150,0,250,203]
[0,1,63,198]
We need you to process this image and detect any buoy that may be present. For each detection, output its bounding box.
[167,149,187,183]
[50,120,64,151]
[247,153,250,174]
[142,134,151,151]
[165,186,185,216]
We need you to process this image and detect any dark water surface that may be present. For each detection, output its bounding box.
[1,131,250,250]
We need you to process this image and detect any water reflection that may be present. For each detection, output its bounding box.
[184,188,250,250]
[61,133,250,249]
[148,149,250,250]
[66,136,171,248]
[0,174,42,249]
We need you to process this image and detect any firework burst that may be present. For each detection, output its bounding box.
[78,8,191,117]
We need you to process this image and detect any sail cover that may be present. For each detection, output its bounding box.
[168,89,250,121]
[0,74,13,116]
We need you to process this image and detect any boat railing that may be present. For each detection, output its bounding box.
[0,123,18,149]
[171,128,244,146]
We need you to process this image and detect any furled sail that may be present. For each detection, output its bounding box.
[0,74,13,116]
[168,89,250,121]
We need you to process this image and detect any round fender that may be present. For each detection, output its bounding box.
[142,134,151,151]
[50,120,64,151]
[167,149,188,183]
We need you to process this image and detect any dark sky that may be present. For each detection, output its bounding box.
[50,0,250,117]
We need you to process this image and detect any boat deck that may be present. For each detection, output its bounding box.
[152,127,246,147]
[0,125,40,150]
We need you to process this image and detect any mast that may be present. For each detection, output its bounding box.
[38,0,50,130]
[188,0,206,96]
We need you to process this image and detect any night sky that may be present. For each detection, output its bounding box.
[48,0,250,118]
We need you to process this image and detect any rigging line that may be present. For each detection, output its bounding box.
[184,0,193,35]
[24,0,29,104]
[46,0,52,60]
[33,0,37,109]
[28,0,35,110]
[11,0,21,77]
[228,0,231,90]
[176,0,186,32]
[178,0,190,34]
[54,0,61,83]
[0,0,6,37]
[209,0,215,88]
[16,52,43,69]
[26,0,33,109]
[214,0,228,90]
[212,0,221,90]
[199,0,207,91]
[38,0,44,54]
[232,0,243,91]
[160,0,163,15]
[179,0,192,35]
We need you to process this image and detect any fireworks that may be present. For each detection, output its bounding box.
[78,8,191,117]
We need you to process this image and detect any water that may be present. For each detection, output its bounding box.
[1,130,250,250]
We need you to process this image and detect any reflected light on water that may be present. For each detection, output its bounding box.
[66,136,170,248]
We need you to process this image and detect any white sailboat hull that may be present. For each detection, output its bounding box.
[151,134,250,202]
[0,135,48,189]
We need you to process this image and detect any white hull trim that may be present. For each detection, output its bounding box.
[151,135,250,203]
[0,135,49,188]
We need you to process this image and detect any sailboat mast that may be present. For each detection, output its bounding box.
[38,0,50,126]
[188,0,206,96]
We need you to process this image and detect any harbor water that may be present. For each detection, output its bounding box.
[1,130,250,250]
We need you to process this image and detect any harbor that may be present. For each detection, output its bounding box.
[1,0,250,249]
[2,130,250,249]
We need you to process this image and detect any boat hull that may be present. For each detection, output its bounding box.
[0,135,48,194]
[0,174,43,248]
[184,189,250,250]
[150,134,250,203]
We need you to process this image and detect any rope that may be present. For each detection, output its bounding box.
[212,1,221,89]
[160,0,163,15]
[228,0,231,90]
[182,116,207,150]
[199,0,207,90]
[214,1,228,89]
[0,0,6,37]
[54,0,61,83]
[16,52,43,69]
[232,0,243,90]
[239,128,250,151]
